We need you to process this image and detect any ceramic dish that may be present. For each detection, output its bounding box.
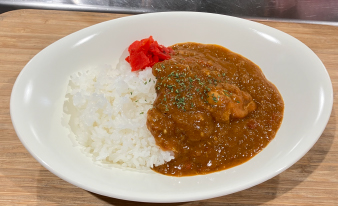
[10,12,332,203]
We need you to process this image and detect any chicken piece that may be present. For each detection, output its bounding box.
[207,83,256,122]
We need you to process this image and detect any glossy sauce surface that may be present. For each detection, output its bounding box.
[147,43,284,176]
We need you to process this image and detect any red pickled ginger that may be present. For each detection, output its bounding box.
[125,36,173,71]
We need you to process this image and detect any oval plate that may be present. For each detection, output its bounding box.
[10,12,333,203]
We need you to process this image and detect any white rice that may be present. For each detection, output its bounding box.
[63,60,174,169]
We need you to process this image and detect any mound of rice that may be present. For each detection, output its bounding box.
[63,60,174,169]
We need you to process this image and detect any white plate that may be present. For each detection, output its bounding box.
[10,12,332,203]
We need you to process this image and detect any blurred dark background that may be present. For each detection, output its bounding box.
[0,0,338,24]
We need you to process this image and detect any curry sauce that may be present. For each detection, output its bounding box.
[147,43,284,176]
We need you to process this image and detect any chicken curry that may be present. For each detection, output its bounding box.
[147,42,284,176]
